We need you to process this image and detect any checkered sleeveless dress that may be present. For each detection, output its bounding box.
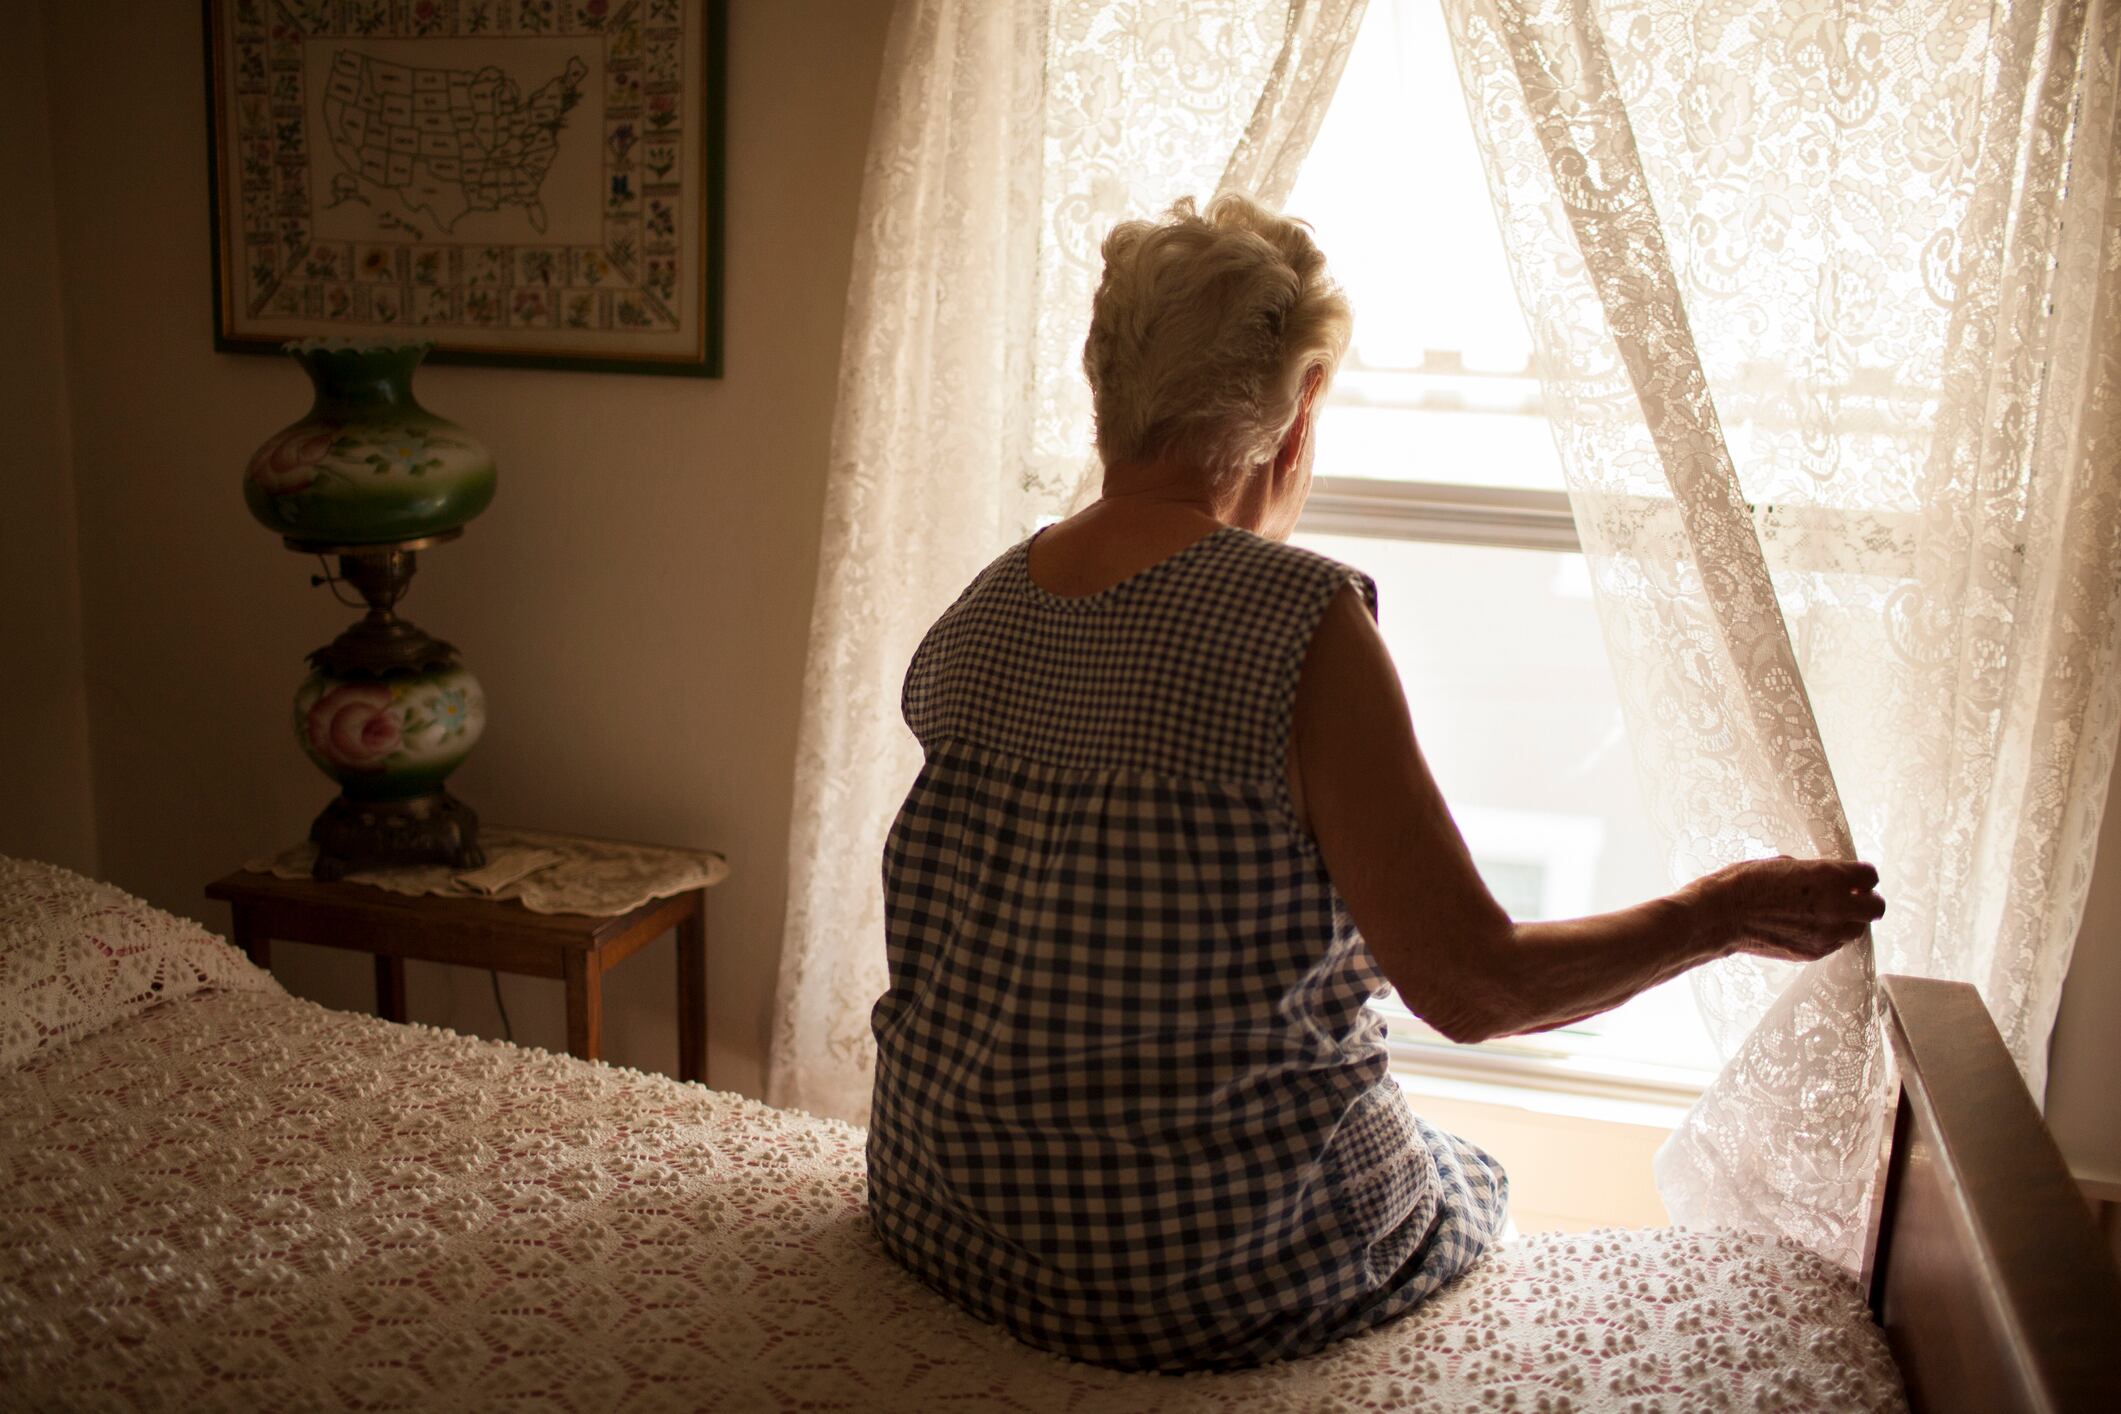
[866,526,1508,1372]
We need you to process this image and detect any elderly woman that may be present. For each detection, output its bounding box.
[865,194,1884,1373]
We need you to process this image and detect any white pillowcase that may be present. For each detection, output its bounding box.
[0,856,278,1068]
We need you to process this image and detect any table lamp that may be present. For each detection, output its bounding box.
[244,338,496,879]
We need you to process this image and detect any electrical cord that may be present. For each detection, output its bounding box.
[490,969,514,1042]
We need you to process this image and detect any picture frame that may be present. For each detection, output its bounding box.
[204,0,725,377]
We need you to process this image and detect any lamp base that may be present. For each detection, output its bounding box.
[309,790,484,880]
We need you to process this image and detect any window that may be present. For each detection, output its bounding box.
[1287,0,1719,1100]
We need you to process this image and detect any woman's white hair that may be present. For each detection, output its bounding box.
[1082,193,1351,489]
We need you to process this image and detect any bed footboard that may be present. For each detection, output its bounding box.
[1864,973,2121,1414]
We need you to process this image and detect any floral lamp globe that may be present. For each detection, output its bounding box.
[245,338,496,879]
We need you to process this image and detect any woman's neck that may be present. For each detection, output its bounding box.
[1027,474,1231,598]
[1096,457,1224,521]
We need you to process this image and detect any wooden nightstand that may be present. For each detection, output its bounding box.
[205,869,709,1081]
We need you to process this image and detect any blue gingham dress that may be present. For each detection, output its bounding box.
[867,527,1508,1372]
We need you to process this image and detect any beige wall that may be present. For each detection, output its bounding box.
[37,0,893,1098]
[0,2,98,875]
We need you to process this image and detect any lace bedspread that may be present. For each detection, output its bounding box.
[0,855,280,1068]
[3,988,1905,1411]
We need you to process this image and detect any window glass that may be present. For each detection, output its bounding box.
[1293,533,1722,1082]
[1286,0,1564,493]
[1277,0,1738,1086]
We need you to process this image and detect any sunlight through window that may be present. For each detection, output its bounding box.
[1289,0,1721,1090]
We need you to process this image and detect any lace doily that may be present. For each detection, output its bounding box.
[245,826,729,916]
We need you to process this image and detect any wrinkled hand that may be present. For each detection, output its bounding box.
[1681,856,1886,964]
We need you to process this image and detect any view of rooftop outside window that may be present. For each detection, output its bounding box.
[1287,0,1722,1088]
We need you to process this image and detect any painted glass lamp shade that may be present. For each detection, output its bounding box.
[247,339,495,878]
[245,340,495,543]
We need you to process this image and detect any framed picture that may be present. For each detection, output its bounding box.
[204,0,725,377]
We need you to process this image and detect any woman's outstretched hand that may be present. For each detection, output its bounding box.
[1678,856,1886,964]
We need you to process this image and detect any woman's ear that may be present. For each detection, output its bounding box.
[1274,367,1327,475]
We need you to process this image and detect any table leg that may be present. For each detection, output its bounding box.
[375,954,407,1023]
[565,951,603,1062]
[677,895,707,1084]
[230,903,270,971]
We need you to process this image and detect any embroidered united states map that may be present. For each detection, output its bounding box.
[320,51,588,235]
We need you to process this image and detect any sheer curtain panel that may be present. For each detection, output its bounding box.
[770,0,1367,1121]
[1442,0,2121,1270]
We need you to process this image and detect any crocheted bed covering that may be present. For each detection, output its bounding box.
[0,989,1903,1412]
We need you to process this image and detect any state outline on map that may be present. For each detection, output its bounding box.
[320,48,590,236]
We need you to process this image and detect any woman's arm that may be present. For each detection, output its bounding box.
[1289,586,1883,1045]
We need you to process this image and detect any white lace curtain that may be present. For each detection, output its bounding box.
[1443,0,2121,1269]
[769,0,1367,1121]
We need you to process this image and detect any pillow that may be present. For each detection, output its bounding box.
[0,856,279,1068]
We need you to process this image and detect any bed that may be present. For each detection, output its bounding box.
[3,857,2115,1412]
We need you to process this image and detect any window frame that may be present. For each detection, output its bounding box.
[1300,476,1578,554]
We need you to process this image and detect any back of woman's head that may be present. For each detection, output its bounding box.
[1083,194,1351,487]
